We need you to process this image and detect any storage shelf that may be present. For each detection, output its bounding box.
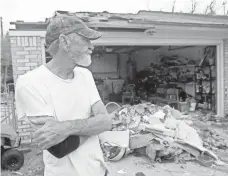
[196,78,216,81]
[195,65,215,67]
[194,63,216,111]
[170,82,195,84]
[168,65,195,69]
[196,92,215,95]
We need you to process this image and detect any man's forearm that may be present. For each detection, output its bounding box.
[64,114,112,136]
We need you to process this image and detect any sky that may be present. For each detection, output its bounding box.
[0,0,227,33]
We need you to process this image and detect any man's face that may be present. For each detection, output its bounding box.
[67,33,94,67]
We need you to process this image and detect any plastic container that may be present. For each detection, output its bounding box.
[179,102,189,113]
[189,98,197,112]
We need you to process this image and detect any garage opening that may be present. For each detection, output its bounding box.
[90,45,217,113]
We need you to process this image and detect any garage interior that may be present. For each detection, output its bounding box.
[79,45,216,113]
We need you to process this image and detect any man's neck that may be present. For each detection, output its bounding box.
[45,53,76,80]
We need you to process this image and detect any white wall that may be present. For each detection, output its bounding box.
[119,54,128,78]
[134,49,161,71]
[91,54,118,79]
[91,53,130,79]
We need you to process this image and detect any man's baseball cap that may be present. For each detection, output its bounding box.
[45,12,102,46]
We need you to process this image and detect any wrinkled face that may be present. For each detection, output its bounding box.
[60,33,94,67]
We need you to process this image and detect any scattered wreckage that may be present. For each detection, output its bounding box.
[100,103,228,167]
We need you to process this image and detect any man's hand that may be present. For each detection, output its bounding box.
[32,120,70,150]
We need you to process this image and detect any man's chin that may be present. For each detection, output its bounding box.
[76,57,92,67]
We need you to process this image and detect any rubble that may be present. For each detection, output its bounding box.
[101,103,228,167]
[199,128,228,150]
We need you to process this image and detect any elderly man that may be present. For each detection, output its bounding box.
[15,12,112,176]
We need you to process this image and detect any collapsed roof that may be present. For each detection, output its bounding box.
[10,10,228,31]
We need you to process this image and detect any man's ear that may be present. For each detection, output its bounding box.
[59,34,70,52]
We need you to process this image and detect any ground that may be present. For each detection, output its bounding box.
[1,119,228,176]
[1,147,228,176]
[108,155,228,176]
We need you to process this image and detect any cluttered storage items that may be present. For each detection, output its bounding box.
[92,45,217,114]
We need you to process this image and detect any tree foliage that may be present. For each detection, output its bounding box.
[172,0,177,13]
[222,0,228,15]
[149,0,228,16]
[190,0,197,14]
[204,0,216,15]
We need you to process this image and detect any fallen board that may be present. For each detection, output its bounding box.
[129,133,156,149]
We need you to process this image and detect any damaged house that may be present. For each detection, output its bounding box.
[8,11,228,119]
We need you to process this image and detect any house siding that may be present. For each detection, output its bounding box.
[10,36,43,145]
[10,36,43,82]
[224,39,228,115]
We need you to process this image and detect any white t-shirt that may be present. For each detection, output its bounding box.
[15,65,107,176]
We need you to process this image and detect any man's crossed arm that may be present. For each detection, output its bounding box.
[65,100,112,136]
[31,100,112,150]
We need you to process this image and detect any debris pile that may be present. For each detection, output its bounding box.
[100,103,228,167]
[190,110,215,121]
[198,127,228,151]
[185,110,228,152]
